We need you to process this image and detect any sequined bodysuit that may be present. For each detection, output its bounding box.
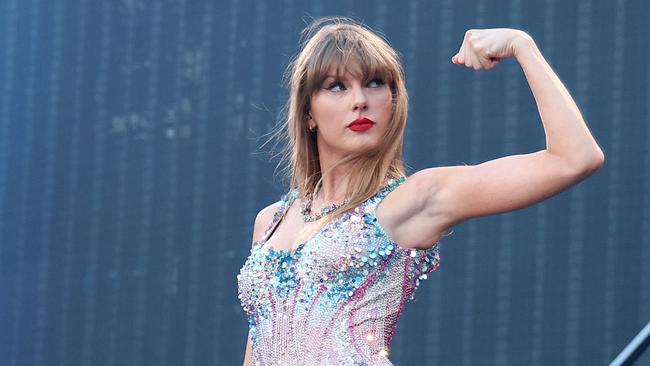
[237,176,442,365]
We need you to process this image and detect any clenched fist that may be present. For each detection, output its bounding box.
[451,28,534,70]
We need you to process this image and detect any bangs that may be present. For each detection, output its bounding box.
[302,28,398,95]
[281,17,409,208]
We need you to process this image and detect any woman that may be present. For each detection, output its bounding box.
[237,17,604,365]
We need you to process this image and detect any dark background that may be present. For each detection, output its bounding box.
[0,0,648,365]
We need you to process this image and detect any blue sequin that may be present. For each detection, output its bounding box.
[237,175,443,364]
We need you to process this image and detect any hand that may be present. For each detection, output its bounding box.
[451,28,533,70]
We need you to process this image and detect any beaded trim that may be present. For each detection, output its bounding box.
[300,193,351,222]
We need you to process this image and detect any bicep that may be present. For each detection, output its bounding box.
[422,150,602,229]
[243,330,253,366]
[244,205,277,365]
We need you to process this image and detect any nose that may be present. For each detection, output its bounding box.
[351,86,368,112]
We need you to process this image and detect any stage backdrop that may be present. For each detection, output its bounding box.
[0,0,648,365]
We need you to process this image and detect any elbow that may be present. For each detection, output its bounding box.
[548,146,605,173]
[573,150,605,178]
[588,149,605,171]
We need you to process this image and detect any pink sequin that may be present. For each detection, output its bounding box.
[237,176,442,365]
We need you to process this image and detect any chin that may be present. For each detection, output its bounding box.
[347,140,381,155]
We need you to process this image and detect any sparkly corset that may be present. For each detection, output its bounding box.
[237,176,442,365]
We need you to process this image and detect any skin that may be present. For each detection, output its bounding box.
[306,61,394,204]
[243,28,605,364]
[376,29,604,249]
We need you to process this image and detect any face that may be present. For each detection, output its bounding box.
[308,60,393,160]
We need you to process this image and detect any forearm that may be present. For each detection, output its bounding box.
[513,35,604,169]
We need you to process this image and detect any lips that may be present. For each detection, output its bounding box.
[347,117,375,131]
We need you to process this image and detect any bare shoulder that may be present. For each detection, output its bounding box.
[251,200,282,248]
[375,168,452,250]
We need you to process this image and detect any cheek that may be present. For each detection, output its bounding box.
[311,96,342,120]
[376,92,393,116]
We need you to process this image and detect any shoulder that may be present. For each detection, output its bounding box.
[374,169,451,250]
[251,200,282,247]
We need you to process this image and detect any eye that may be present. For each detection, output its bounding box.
[325,81,345,92]
[367,78,385,88]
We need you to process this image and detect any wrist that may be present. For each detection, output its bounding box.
[512,31,536,59]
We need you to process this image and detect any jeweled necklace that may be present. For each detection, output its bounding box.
[300,183,350,222]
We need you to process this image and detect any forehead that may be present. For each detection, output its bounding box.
[302,30,396,94]
[324,59,364,79]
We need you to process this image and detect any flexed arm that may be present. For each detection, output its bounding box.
[451,28,604,168]
[374,29,604,249]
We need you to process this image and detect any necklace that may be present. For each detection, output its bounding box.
[300,184,350,222]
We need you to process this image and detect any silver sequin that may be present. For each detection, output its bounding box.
[237,176,442,365]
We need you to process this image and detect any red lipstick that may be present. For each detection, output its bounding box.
[347,117,375,132]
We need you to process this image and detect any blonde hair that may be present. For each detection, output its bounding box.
[262,16,410,241]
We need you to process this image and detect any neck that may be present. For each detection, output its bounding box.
[315,153,352,203]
